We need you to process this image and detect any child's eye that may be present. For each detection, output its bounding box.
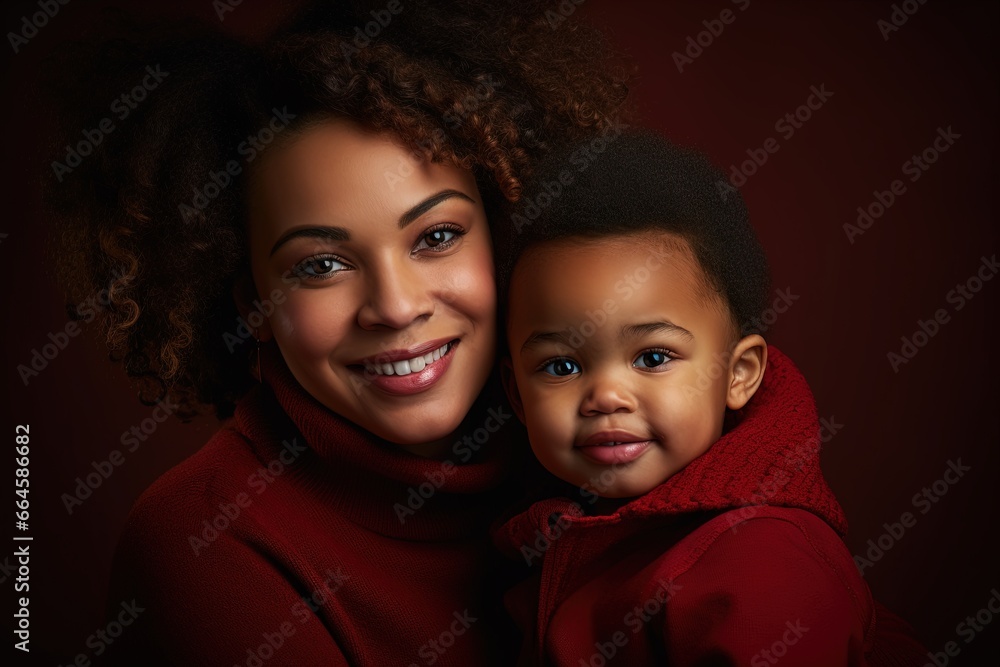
[414,224,465,252]
[293,254,351,281]
[633,349,675,371]
[539,358,581,377]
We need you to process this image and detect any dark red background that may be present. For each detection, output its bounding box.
[2,0,997,664]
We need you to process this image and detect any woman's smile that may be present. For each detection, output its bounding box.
[352,337,461,396]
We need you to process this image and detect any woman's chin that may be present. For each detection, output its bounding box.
[366,410,468,455]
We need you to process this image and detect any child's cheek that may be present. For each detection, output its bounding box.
[655,385,723,461]
[529,387,578,453]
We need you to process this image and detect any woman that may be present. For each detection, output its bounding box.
[45,1,629,663]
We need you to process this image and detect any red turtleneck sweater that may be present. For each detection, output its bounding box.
[104,343,521,666]
[492,347,927,666]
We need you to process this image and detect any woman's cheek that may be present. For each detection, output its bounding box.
[442,256,496,317]
[460,235,497,295]
[269,304,298,339]
[274,293,352,355]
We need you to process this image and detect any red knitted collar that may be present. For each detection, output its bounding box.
[233,341,518,540]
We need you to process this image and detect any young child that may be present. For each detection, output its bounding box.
[492,131,927,666]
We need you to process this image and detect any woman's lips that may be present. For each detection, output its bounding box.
[576,439,653,465]
[354,336,454,366]
[350,339,459,396]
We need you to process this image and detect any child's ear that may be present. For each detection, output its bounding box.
[232,273,274,342]
[500,357,526,424]
[726,335,767,410]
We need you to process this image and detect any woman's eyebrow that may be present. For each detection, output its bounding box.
[268,189,476,257]
[269,226,349,257]
[398,188,476,229]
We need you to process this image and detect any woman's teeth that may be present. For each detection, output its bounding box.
[365,342,451,376]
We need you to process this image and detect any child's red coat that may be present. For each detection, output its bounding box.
[493,347,927,666]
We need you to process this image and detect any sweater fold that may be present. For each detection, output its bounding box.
[106,342,521,666]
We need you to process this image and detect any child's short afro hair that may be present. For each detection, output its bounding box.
[495,129,770,339]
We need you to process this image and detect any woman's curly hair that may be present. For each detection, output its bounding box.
[44,0,631,420]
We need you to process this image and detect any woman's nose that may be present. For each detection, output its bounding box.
[356,258,436,330]
[579,372,637,416]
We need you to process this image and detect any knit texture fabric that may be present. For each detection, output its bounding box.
[105,342,520,666]
[492,346,927,666]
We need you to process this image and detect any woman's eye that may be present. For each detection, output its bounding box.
[541,358,581,377]
[293,255,349,280]
[633,350,673,370]
[415,225,463,251]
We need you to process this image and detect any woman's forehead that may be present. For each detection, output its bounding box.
[247,118,480,238]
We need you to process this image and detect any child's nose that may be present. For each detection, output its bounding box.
[579,373,637,416]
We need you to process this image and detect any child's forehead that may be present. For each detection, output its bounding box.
[506,229,733,335]
[512,230,703,287]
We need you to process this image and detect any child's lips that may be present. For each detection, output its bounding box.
[575,430,654,465]
[576,440,653,465]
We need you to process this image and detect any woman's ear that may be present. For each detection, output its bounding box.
[232,273,274,342]
[726,335,767,410]
[500,358,526,424]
